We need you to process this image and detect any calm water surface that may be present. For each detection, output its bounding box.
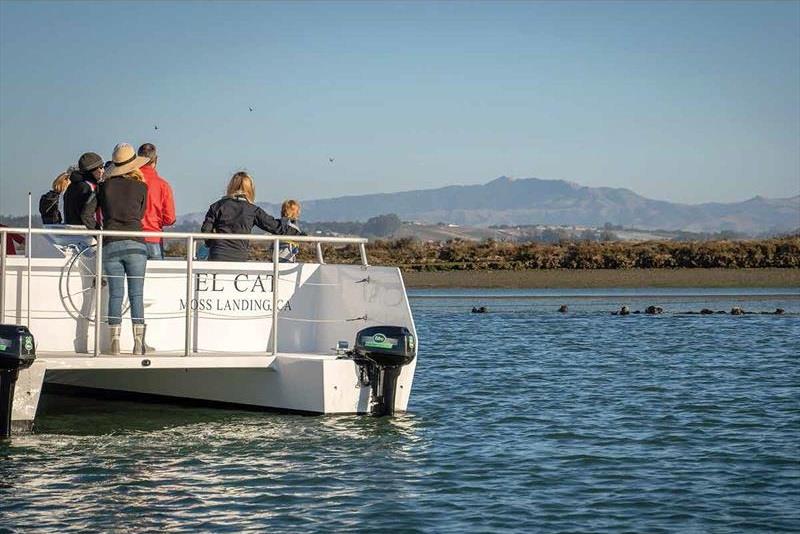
[2,288,799,532]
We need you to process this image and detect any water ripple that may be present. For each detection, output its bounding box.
[2,290,799,532]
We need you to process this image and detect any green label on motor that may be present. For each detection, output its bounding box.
[0,344,6,351]
[365,333,394,349]
[24,336,33,352]
[365,341,394,349]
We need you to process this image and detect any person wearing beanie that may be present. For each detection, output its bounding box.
[63,151,104,228]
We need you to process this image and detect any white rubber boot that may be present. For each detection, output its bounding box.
[132,324,155,355]
[109,325,121,355]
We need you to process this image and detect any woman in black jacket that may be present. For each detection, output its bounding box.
[38,170,71,224]
[201,171,303,261]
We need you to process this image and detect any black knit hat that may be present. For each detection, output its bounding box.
[78,152,103,172]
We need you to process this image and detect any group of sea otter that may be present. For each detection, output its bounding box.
[469,305,787,315]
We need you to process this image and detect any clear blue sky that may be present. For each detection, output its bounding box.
[1,0,798,216]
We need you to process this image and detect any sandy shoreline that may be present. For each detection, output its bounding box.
[401,268,800,289]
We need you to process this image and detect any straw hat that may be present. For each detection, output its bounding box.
[104,143,150,178]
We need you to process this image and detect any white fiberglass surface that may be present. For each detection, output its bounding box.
[2,256,415,356]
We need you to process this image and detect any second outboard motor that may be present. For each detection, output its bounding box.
[0,324,36,439]
[354,326,416,416]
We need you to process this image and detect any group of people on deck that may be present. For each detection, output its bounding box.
[34,142,304,355]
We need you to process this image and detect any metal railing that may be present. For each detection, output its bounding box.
[0,227,369,357]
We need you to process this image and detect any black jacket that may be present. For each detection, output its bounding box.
[39,190,62,224]
[63,171,99,228]
[96,176,147,243]
[201,194,303,261]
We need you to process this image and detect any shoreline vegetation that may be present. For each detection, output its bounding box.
[301,237,800,288]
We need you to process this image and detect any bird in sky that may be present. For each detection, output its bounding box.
[249,107,254,112]
[329,157,335,163]
[154,125,158,130]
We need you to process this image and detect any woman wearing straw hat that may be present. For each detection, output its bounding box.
[95,143,152,355]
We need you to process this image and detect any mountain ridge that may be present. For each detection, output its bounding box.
[180,176,800,235]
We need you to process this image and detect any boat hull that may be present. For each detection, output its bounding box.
[43,354,417,414]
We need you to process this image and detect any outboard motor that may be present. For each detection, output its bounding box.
[353,326,416,416]
[0,325,36,439]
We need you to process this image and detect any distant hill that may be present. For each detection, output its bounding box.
[180,176,800,235]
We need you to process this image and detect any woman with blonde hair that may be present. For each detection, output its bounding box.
[38,169,73,224]
[201,171,303,262]
[93,143,151,354]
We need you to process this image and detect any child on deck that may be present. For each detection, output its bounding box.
[279,200,302,262]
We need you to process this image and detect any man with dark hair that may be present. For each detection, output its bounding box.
[138,143,176,259]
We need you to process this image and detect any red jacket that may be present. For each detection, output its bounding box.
[140,165,176,243]
[0,224,24,255]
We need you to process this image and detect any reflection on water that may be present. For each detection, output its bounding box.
[3,404,430,531]
[2,288,799,532]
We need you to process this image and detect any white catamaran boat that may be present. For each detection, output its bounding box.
[0,226,418,434]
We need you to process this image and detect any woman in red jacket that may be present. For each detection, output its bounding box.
[0,224,25,255]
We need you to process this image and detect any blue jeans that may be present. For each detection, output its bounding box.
[145,242,163,260]
[103,240,148,325]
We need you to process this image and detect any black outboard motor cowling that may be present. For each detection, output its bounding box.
[354,326,416,416]
[0,324,36,439]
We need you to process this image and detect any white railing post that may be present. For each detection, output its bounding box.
[272,239,279,355]
[93,235,103,357]
[359,243,369,267]
[185,236,194,356]
[0,231,6,324]
[26,193,32,327]
[316,242,325,264]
